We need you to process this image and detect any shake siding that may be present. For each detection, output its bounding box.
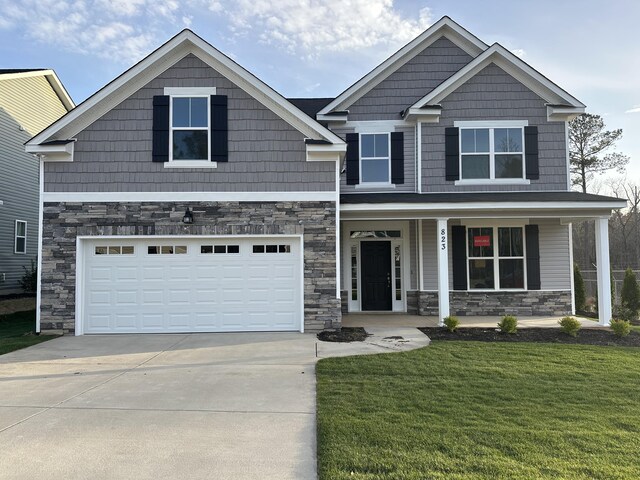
[422,64,568,192]
[44,54,335,193]
[348,37,473,120]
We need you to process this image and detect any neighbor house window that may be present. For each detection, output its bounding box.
[171,96,209,161]
[460,127,524,180]
[467,227,525,290]
[360,133,390,184]
[14,220,26,254]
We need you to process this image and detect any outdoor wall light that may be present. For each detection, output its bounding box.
[182,208,194,224]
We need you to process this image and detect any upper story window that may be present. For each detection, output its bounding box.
[360,133,390,184]
[171,96,209,161]
[14,220,26,254]
[460,127,524,180]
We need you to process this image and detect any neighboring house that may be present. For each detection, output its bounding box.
[0,69,73,294]
[25,17,624,335]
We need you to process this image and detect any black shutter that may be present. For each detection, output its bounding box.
[391,131,404,184]
[152,95,169,162]
[525,126,539,180]
[210,95,228,162]
[346,133,359,185]
[451,225,467,290]
[445,127,460,181]
[525,224,541,290]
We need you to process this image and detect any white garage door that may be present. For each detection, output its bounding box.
[80,237,302,334]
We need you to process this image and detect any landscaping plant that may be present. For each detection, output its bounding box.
[610,319,631,337]
[621,268,640,319]
[559,316,582,337]
[497,315,518,334]
[443,316,460,333]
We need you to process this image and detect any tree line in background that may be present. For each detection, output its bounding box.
[569,113,639,315]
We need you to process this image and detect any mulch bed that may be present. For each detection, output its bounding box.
[317,327,369,343]
[419,327,640,347]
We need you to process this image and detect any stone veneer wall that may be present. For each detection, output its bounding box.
[450,291,572,316]
[41,201,340,334]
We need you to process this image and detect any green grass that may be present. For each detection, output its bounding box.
[0,309,58,355]
[317,342,640,479]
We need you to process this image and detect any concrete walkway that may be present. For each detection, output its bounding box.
[0,329,429,480]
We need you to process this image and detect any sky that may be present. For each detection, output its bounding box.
[1,0,638,184]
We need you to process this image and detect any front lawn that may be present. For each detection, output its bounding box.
[0,310,58,355]
[317,342,640,479]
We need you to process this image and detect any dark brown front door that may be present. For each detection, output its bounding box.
[361,241,392,311]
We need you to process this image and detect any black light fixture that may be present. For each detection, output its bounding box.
[182,208,194,224]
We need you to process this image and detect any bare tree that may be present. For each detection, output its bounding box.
[569,113,629,193]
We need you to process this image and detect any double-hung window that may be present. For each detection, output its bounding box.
[171,96,209,161]
[459,122,526,181]
[14,220,26,254]
[360,133,390,184]
[467,226,525,290]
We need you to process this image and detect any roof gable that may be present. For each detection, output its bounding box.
[317,16,487,116]
[0,69,74,112]
[408,43,585,115]
[27,30,344,147]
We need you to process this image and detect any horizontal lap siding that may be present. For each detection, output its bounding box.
[348,38,473,120]
[538,219,571,290]
[422,64,568,192]
[44,54,335,192]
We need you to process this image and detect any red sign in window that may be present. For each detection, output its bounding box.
[473,235,491,247]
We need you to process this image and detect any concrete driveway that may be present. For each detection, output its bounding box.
[0,333,318,480]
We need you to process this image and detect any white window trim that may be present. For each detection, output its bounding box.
[359,132,391,186]
[165,87,217,167]
[15,220,27,254]
[454,120,529,184]
[466,225,528,292]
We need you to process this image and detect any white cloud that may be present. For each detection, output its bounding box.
[511,48,526,58]
[211,0,433,58]
[625,105,640,114]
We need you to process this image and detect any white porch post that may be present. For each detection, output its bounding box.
[595,217,612,326]
[437,218,450,325]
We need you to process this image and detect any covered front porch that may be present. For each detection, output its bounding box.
[339,191,627,326]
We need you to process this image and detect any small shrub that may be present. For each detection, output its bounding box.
[574,264,586,312]
[612,304,636,322]
[610,319,631,337]
[443,316,460,333]
[19,259,37,293]
[559,316,582,337]
[497,315,518,334]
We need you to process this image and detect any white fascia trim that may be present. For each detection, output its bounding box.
[403,108,441,123]
[454,120,528,128]
[317,17,487,115]
[164,161,218,169]
[340,201,628,212]
[348,120,413,133]
[317,113,348,122]
[27,30,344,147]
[164,86,216,95]
[547,105,585,122]
[306,143,346,162]
[25,141,74,162]
[410,44,585,110]
[42,191,338,202]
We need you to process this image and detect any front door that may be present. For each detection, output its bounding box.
[361,241,392,311]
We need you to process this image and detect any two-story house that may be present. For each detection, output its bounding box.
[0,69,73,294]
[25,17,624,335]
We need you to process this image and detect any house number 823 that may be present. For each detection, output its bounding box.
[440,229,446,250]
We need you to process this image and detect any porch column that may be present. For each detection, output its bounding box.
[437,218,450,325]
[595,217,612,326]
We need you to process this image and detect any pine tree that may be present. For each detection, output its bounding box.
[621,268,640,315]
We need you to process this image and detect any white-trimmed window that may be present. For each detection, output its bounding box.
[467,226,525,290]
[458,121,527,181]
[170,96,209,161]
[14,220,26,254]
[360,133,391,184]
